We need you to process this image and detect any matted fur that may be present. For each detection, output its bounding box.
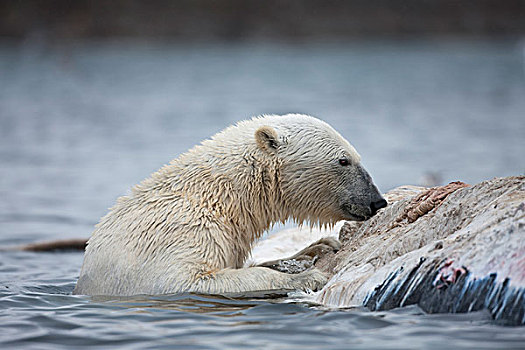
[74,114,382,296]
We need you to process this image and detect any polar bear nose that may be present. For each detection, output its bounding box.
[370,199,388,215]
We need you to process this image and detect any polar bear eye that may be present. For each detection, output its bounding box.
[338,158,349,166]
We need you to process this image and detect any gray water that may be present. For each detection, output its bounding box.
[1,39,524,349]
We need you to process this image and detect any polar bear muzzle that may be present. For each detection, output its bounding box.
[370,198,388,215]
[339,165,387,221]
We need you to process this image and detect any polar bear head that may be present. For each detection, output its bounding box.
[254,114,386,226]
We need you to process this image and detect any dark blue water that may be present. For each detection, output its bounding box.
[1,39,524,349]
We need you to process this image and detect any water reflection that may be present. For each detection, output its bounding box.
[93,293,273,316]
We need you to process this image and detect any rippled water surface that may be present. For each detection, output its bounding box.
[1,39,524,349]
[3,251,525,350]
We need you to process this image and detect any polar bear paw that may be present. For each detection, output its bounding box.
[293,268,330,291]
[258,237,341,274]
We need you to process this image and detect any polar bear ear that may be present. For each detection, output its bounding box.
[255,126,280,153]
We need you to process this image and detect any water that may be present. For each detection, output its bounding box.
[1,39,525,349]
[2,252,524,350]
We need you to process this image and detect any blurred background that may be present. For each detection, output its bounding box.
[1,0,524,243]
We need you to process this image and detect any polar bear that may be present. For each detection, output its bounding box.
[73,114,386,296]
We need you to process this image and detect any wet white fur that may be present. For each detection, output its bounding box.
[74,114,361,296]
